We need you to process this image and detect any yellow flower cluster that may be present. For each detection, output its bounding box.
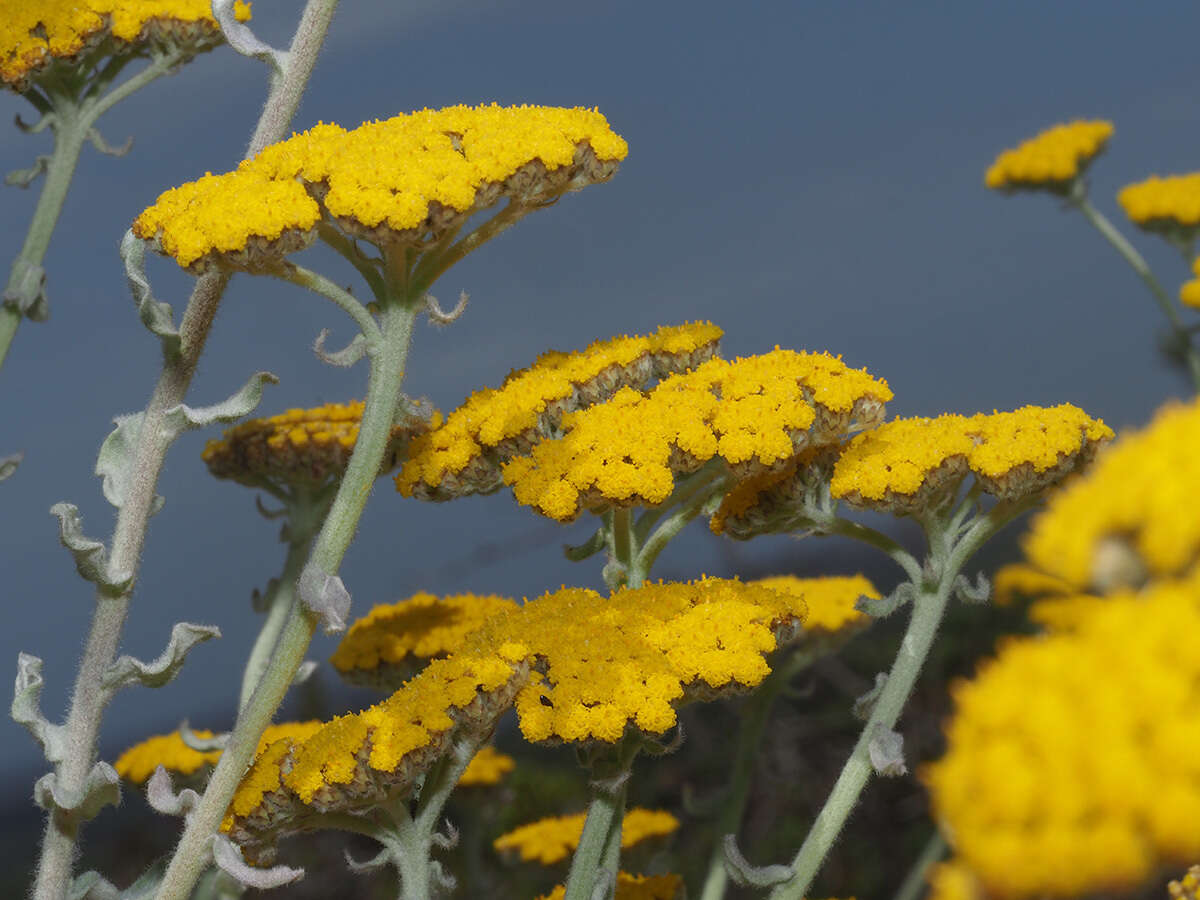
[984,120,1113,192]
[991,563,1107,632]
[114,721,322,785]
[493,807,679,864]
[749,575,874,634]
[1118,173,1200,233]
[1180,256,1200,309]
[504,350,891,521]
[925,861,985,900]
[536,872,685,900]
[1023,397,1200,590]
[223,651,528,864]
[133,104,627,271]
[1170,866,1200,900]
[924,569,1200,898]
[830,405,1111,514]
[202,401,438,489]
[397,323,723,502]
[0,0,249,90]
[329,591,518,687]
[458,744,515,787]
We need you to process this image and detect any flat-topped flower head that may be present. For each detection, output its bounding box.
[115,721,322,785]
[493,807,679,865]
[458,744,515,787]
[330,591,519,688]
[831,405,1111,514]
[1024,397,1200,591]
[133,104,627,272]
[202,400,439,491]
[985,120,1113,193]
[222,652,528,864]
[537,873,685,900]
[1,0,250,92]
[1118,173,1200,240]
[503,349,891,521]
[492,577,810,743]
[397,322,722,501]
[924,569,1200,898]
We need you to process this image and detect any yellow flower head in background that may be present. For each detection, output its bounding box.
[493,807,679,865]
[536,873,685,900]
[925,861,986,900]
[503,349,891,521]
[1023,396,1200,591]
[985,120,1113,193]
[114,721,321,785]
[0,0,250,91]
[202,400,439,491]
[924,569,1200,898]
[830,405,1111,514]
[1118,172,1200,238]
[397,322,723,502]
[133,104,627,272]
[748,574,875,635]
[330,591,519,688]
[458,744,515,787]
[1180,255,1200,309]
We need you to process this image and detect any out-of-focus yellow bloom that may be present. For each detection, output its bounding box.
[925,570,1200,898]
[985,121,1113,192]
[748,574,875,634]
[926,860,985,900]
[202,401,438,490]
[1119,173,1200,233]
[134,104,627,271]
[1180,256,1200,309]
[330,591,518,687]
[0,0,249,91]
[503,350,890,521]
[458,745,515,787]
[493,808,679,865]
[397,323,722,502]
[114,721,322,785]
[536,872,685,900]
[1024,397,1200,591]
[831,405,1111,514]
[1169,865,1200,900]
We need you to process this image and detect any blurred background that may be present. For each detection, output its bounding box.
[3,1,1199,895]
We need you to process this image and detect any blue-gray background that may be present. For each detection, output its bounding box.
[2,0,1197,860]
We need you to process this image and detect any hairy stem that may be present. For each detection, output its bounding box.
[30,5,338,898]
[238,535,308,712]
[563,771,630,900]
[1073,191,1200,390]
[154,293,417,900]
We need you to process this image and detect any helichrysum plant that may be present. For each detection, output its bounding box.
[11,6,1189,900]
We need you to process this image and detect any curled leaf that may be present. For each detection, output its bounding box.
[424,290,468,326]
[95,414,161,512]
[213,0,289,73]
[721,835,794,888]
[4,257,49,319]
[313,329,366,368]
[103,622,221,692]
[161,371,278,439]
[34,762,120,820]
[564,527,605,561]
[120,230,179,358]
[147,766,200,818]
[50,503,132,594]
[5,154,50,188]
[12,652,66,763]
[86,127,133,157]
[297,563,351,634]
[953,571,991,605]
[343,845,391,875]
[0,452,22,482]
[179,721,229,752]
[212,833,303,889]
[852,672,888,722]
[856,582,912,618]
[292,660,318,686]
[868,723,907,777]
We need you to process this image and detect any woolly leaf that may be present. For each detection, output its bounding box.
[50,503,132,594]
[298,563,351,634]
[212,833,303,889]
[313,329,366,368]
[103,622,221,692]
[12,653,66,763]
[161,371,278,438]
[121,230,179,358]
[34,762,120,819]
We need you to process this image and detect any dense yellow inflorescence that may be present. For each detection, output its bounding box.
[748,575,874,634]
[924,569,1200,898]
[202,401,438,489]
[984,120,1113,192]
[397,323,723,501]
[537,873,685,900]
[330,591,518,681]
[1170,866,1200,900]
[503,350,891,521]
[134,104,627,271]
[1118,173,1200,232]
[223,577,811,861]
[493,807,679,864]
[1023,397,1200,590]
[114,721,322,785]
[458,745,515,787]
[830,405,1111,513]
[0,0,249,90]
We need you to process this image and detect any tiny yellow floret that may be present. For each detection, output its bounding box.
[985,120,1113,192]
